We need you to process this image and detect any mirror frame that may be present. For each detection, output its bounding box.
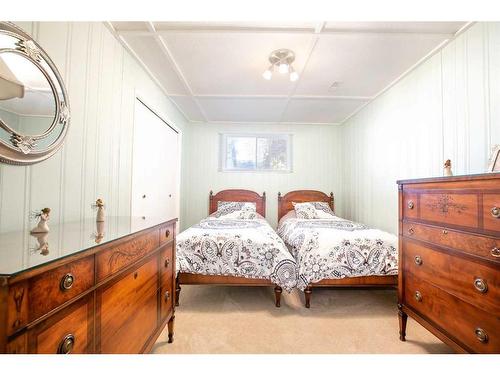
[0,21,70,165]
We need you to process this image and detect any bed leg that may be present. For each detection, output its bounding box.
[274,286,282,308]
[398,304,407,341]
[175,276,181,307]
[167,315,175,343]
[304,286,312,308]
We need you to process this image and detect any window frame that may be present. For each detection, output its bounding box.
[219,132,293,173]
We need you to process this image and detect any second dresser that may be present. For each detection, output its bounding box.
[397,173,500,353]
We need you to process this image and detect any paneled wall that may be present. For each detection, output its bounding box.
[341,22,500,235]
[0,22,189,236]
[182,123,343,229]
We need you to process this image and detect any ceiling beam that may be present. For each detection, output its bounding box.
[104,22,193,123]
[146,22,209,122]
[179,94,371,100]
[278,23,324,122]
[115,28,457,39]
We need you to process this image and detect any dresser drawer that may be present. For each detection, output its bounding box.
[403,222,500,263]
[404,241,500,315]
[28,256,94,322]
[96,228,159,282]
[159,222,174,245]
[404,273,500,353]
[27,295,93,354]
[97,257,159,353]
[404,190,479,230]
[483,194,500,233]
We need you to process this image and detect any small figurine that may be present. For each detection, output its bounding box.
[444,159,453,177]
[95,221,105,244]
[30,208,51,234]
[92,198,105,222]
[30,232,49,256]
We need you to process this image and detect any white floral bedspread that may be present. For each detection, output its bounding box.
[176,216,298,291]
[277,216,398,290]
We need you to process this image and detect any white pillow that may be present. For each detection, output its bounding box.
[311,202,336,218]
[293,202,318,219]
[214,201,257,218]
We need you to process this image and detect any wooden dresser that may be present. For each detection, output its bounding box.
[0,217,177,354]
[397,174,499,353]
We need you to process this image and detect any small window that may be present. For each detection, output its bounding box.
[220,133,292,172]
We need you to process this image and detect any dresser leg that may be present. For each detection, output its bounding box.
[167,315,175,343]
[274,286,282,307]
[398,305,407,341]
[175,277,181,307]
[304,286,312,308]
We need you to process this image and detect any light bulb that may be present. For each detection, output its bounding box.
[289,70,299,82]
[262,69,272,80]
[278,63,289,74]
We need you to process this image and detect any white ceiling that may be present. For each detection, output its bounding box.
[108,21,467,125]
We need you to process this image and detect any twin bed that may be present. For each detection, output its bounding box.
[176,189,398,308]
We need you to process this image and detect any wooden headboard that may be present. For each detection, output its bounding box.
[277,190,334,221]
[209,189,266,217]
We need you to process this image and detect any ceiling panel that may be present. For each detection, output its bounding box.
[295,33,447,97]
[197,97,289,122]
[282,97,368,124]
[161,32,316,96]
[111,21,468,125]
[122,35,188,95]
[324,22,466,34]
[169,96,205,122]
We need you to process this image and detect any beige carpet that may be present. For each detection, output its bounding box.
[152,285,453,354]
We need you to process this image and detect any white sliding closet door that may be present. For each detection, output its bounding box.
[131,99,179,225]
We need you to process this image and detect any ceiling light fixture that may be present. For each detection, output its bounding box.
[262,48,298,82]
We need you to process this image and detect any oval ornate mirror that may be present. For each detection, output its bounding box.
[0,22,70,165]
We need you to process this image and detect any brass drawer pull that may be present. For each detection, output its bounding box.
[442,229,448,235]
[408,228,415,235]
[414,255,422,266]
[491,247,500,258]
[164,258,170,268]
[407,201,414,210]
[491,206,500,218]
[165,229,170,238]
[164,291,170,302]
[475,328,489,343]
[474,278,488,293]
[58,334,75,354]
[414,291,422,302]
[60,273,74,291]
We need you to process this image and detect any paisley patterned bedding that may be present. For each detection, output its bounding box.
[176,215,298,291]
[277,216,398,290]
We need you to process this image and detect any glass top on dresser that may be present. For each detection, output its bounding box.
[0,216,168,277]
